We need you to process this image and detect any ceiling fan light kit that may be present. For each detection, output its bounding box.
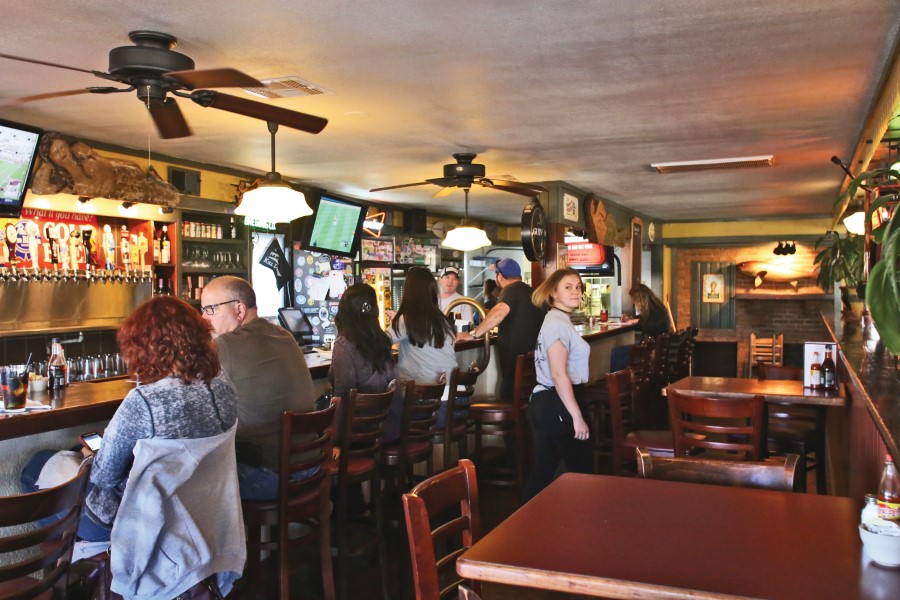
[441,222,492,252]
[235,121,313,223]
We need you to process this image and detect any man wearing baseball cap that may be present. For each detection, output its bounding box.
[437,265,474,323]
[457,258,545,398]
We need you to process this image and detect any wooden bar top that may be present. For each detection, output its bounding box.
[457,473,893,599]
[0,378,134,441]
[666,375,846,407]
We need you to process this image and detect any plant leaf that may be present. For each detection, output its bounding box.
[867,261,900,356]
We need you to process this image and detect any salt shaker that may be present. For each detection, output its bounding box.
[861,493,878,525]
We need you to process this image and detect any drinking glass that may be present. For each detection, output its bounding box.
[2,365,29,411]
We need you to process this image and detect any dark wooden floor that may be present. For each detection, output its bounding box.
[230,472,580,599]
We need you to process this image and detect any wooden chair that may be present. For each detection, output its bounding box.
[598,368,674,475]
[328,385,395,600]
[637,448,802,492]
[383,380,444,494]
[645,332,672,429]
[758,362,827,494]
[468,352,534,491]
[458,583,482,599]
[667,389,766,460]
[749,332,784,377]
[0,456,92,599]
[241,403,337,600]
[434,367,479,472]
[402,459,481,600]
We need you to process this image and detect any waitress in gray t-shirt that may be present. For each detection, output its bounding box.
[522,268,593,502]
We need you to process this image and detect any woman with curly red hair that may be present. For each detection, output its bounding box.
[85,296,238,537]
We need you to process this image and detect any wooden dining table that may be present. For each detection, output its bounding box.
[665,375,846,407]
[457,473,895,599]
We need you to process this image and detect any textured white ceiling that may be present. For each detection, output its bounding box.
[1,0,897,224]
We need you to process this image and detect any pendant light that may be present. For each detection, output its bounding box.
[441,188,491,251]
[235,121,313,223]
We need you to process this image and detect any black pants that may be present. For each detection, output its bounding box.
[522,384,592,503]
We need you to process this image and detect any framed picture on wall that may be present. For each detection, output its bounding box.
[702,273,725,304]
[562,192,579,222]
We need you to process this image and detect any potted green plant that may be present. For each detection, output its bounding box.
[814,230,865,310]
[831,167,900,355]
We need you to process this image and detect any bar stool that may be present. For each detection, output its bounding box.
[382,380,444,494]
[327,385,395,600]
[468,352,534,491]
[241,404,337,600]
[434,367,479,472]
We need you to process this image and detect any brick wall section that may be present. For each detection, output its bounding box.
[676,242,834,377]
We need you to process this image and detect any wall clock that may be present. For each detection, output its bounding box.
[648,222,656,242]
[521,200,547,262]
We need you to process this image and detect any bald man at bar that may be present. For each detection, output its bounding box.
[201,276,315,500]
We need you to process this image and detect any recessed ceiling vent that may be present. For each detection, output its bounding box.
[651,155,775,174]
[243,76,333,99]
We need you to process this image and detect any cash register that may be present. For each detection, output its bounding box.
[277,307,318,353]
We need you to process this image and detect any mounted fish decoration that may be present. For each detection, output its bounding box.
[737,260,820,289]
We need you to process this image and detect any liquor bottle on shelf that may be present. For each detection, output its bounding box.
[120,225,131,274]
[48,338,68,391]
[230,217,237,239]
[809,352,822,390]
[160,225,171,264]
[877,454,900,522]
[821,345,836,391]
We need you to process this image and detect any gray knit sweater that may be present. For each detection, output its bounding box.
[86,374,238,527]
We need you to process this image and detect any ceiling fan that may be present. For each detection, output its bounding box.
[0,30,328,139]
[370,152,547,198]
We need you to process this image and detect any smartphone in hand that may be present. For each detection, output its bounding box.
[80,431,102,454]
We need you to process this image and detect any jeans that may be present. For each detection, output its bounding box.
[237,462,321,501]
[522,384,592,503]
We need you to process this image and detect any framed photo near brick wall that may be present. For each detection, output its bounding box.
[702,273,725,304]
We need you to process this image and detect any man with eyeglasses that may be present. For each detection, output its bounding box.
[200,276,315,500]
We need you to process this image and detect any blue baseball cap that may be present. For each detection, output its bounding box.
[495,258,521,278]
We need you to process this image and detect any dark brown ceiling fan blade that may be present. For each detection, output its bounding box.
[479,178,548,196]
[370,181,431,192]
[0,52,103,76]
[149,98,192,139]
[165,68,263,90]
[188,90,327,134]
[0,88,93,106]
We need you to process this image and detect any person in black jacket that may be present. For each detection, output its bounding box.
[627,284,673,338]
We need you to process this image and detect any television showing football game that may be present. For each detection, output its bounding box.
[0,119,42,218]
[303,195,368,258]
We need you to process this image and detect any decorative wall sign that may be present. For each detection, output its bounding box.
[520,200,547,262]
[702,273,725,304]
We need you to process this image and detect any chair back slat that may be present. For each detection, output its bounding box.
[637,449,801,491]
[667,389,765,460]
[340,384,396,464]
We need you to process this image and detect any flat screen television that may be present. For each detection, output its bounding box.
[301,195,368,258]
[0,119,42,218]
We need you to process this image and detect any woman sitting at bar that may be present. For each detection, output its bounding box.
[330,282,402,442]
[523,268,592,503]
[628,283,672,338]
[388,265,458,426]
[85,296,244,597]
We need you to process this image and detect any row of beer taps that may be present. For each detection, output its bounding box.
[0,264,154,283]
